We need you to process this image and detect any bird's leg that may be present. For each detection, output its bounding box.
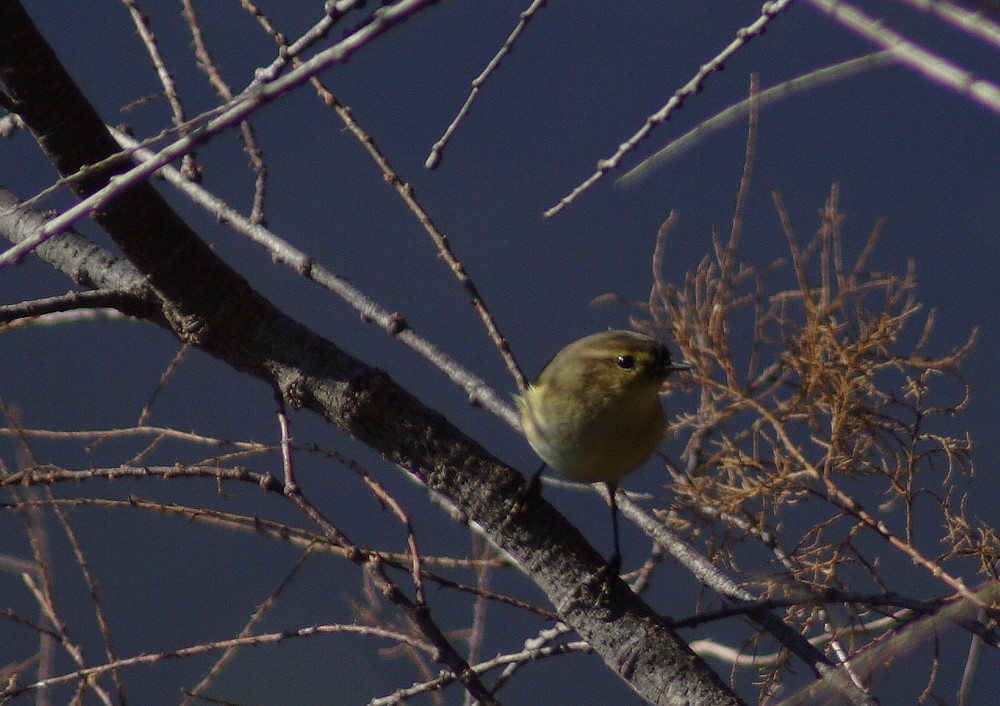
[605,481,622,577]
[513,462,546,512]
[593,482,623,595]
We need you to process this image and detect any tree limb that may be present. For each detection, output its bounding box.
[0,2,742,703]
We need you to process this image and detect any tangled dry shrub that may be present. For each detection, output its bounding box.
[633,184,996,693]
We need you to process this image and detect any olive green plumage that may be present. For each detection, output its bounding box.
[516,330,690,571]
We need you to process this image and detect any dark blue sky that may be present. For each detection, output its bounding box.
[2,2,999,704]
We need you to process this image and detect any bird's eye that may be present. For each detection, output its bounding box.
[616,354,635,370]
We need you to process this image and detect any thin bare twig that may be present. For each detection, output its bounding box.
[893,0,1000,50]
[136,344,191,429]
[3,624,433,700]
[45,488,127,704]
[107,128,518,426]
[617,52,895,189]
[181,548,317,705]
[544,0,793,217]
[806,0,1000,117]
[425,0,548,170]
[280,485,500,705]
[0,0,442,268]
[121,0,200,180]
[182,0,268,217]
[302,76,527,390]
[0,289,154,323]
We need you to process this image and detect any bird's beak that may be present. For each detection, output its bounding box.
[669,362,696,372]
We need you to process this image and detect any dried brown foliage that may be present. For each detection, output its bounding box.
[633,184,996,695]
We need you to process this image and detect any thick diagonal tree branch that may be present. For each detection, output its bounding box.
[0,2,741,704]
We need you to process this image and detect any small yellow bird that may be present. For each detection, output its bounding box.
[516,330,691,573]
